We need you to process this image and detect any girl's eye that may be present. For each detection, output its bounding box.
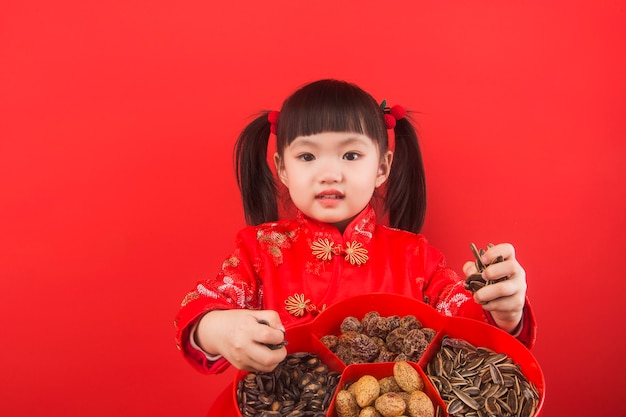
[343,152,360,161]
[298,153,315,162]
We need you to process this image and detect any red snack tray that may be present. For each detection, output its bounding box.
[230,293,544,417]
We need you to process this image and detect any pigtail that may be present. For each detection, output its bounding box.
[385,115,426,233]
[234,112,278,225]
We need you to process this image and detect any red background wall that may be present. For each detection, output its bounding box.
[1,1,624,416]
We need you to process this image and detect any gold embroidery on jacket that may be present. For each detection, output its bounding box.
[310,238,369,266]
[180,291,200,307]
[284,293,327,317]
[304,260,324,275]
[284,293,310,317]
[223,255,239,268]
[344,241,369,265]
[257,229,296,266]
[311,238,334,261]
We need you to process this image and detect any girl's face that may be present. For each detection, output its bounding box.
[275,132,392,232]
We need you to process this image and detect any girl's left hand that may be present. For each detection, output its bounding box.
[462,243,527,334]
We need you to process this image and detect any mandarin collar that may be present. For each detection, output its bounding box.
[295,205,377,244]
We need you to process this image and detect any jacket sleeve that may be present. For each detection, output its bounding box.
[174,226,263,374]
[418,237,537,349]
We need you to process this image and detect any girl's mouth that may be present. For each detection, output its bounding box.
[316,190,344,199]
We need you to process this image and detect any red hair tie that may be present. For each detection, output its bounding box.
[381,101,406,129]
[268,111,280,135]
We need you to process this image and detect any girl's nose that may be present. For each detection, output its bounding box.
[318,160,342,183]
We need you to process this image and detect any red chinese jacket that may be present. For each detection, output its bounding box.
[175,205,536,374]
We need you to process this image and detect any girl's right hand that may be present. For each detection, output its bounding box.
[195,309,287,372]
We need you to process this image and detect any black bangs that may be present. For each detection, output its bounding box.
[276,79,388,151]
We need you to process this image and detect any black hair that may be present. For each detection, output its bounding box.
[234,79,426,233]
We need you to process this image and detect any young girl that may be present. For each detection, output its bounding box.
[174,79,535,375]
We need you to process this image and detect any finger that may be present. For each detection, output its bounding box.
[233,351,285,373]
[255,321,288,349]
[463,261,477,277]
[253,310,286,332]
[223,334,287,372]
[483,260,525,285]
[477,294,525,321]
[246,344,287,372]
[473,276,524,305]
[482,261,512,282]
[483,243,515,263]
[253,311,288,350]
